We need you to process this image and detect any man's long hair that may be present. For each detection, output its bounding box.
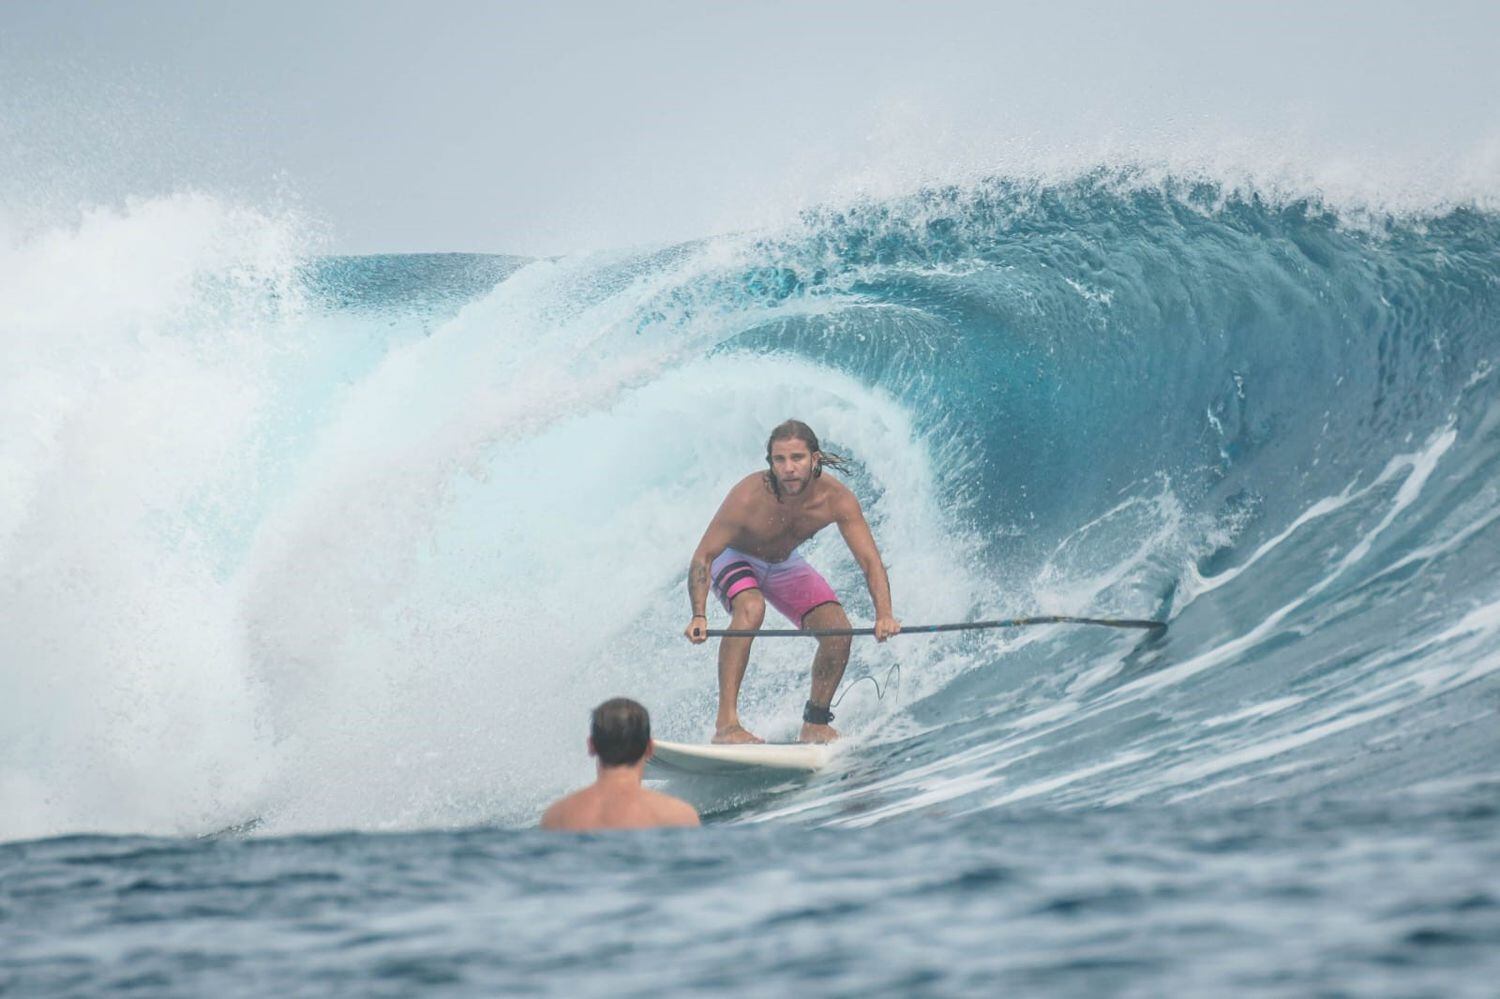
[764,419,850,501]
[590,697,651,767]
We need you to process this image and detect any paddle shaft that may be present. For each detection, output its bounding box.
[704,615,1166,638]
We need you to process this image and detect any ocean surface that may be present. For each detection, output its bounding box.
[3,173,1499,995]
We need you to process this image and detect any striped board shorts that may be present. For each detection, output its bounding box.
[711,547,840,628]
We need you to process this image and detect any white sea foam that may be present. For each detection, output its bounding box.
[0,199,1007,837]
[0,194,306,840]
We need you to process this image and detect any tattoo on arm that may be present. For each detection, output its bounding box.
[689,559,710,616]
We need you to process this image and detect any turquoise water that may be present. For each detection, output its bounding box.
[2,175,1498,993]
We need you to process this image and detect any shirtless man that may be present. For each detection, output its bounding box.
[685,419,900,744]
[540,698,700,831]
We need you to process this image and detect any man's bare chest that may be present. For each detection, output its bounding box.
[738,501,834,559]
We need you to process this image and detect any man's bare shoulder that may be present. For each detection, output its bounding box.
[729,471,772,497]
[539,789,587,830]
[720,472,774,510]
[819,474,860,513]
[541,786,698,831]
[644,787,701,826]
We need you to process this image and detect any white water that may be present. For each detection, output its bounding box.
[0,198,1020,839]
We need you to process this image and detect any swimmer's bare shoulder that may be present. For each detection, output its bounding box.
[645,787,701,827]
[539,787,700,832]
[539,790,586,831]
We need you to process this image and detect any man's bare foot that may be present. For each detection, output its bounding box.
[713,723,764,745]
[799,723,839,744]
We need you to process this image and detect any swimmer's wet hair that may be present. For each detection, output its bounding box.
[590,697,651,767]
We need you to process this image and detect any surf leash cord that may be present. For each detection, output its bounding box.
[704,615,1167,639]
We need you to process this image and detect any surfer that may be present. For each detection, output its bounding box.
[540,698,700,831]
[685,419,899,744]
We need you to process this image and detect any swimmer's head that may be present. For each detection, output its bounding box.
[589,697,651,767]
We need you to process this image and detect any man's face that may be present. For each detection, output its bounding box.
[769,438,818,495]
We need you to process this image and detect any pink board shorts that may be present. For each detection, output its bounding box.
[711,547,840,627]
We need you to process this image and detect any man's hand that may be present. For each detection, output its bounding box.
[874,615,901,642]
[684,614,709,644]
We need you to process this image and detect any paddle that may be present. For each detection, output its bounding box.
[704,615,1167,638]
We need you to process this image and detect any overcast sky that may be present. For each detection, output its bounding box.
[3,0,1497,255]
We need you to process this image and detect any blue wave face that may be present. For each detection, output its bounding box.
[696,178,1500,823]
[3,177,1498,839]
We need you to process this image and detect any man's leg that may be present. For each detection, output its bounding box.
[800,602,851,743]
[714,589,766,744]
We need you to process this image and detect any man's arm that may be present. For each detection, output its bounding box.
[835,495,900,641]
[685,492,741,642]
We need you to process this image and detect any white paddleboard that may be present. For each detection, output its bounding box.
[648,739,831,776]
